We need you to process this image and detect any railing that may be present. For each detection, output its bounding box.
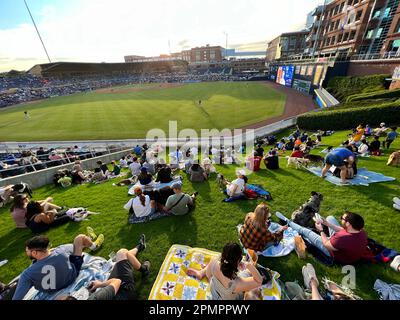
[349,51,400,61]
[0,145,126,179]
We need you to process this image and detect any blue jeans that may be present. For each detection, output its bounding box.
[288,216,340,257]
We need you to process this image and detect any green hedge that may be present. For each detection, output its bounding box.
[327,74,389,101]
[346,88,400,102]
[297,102,400,131]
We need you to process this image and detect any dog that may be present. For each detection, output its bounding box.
[291,191,324,228]
[303,154,324,166]
[286,157,310,169]
[11,182,33,198]
[387,151,400,166]
[216,173,226,192]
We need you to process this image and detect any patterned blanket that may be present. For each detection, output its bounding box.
[149,244,285,300]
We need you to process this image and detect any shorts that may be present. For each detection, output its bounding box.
[108,260,136,300]
[325,154,345,167]
[69,255,84,275]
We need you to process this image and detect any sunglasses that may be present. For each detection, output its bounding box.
[341,215,348,222]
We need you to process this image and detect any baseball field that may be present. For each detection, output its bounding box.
[0,82,287,141]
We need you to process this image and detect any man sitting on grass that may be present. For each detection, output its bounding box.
[276,211,369,265]
[165,182,197,216]
[12,232,104,300]
[60,234,150,300]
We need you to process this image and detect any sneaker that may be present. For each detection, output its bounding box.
[141,261,151,278]
[137,234,146,253]
[92,234,104,251]
[390,256,400,272]
[394,204,400,211]
[302,263,318,290]
[275,211,289,222]
[87,227,97,241]
[393,197,400,206]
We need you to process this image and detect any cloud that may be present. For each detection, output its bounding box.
[0,0,321,72]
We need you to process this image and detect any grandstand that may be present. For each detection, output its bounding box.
[28,60,188,78]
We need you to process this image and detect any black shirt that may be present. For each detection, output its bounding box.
[156,167,172,183]
[265,155,279,169]
[369,140,381,152]
[255,147,264,157]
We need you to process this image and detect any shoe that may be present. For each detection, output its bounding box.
[394,204,400,211]
[302,263,318,290]
[92,234,104,250]
[87,227,97,241]
[137,234,146,253]
[141,261,151,278]
[275,211,289,222]
[393,197,400,206]
[391,256,400,272]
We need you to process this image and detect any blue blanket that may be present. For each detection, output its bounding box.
[223,184,272,202]
[21,245,114,300]
[128,211,170,224]
[306,166,396,186]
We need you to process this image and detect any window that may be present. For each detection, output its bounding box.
[343,32,349,41]
[331,35,336,45]
[383,7,391,18]
[338,33,344,43]
[372,9,381,19]
[366,29,374,39]
[349,30,356,40]
[396,21,400,33]
[376,28,383,38]
[353,0,359,5]
[356,10,362,21]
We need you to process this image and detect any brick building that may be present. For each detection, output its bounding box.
[266,31,308,61]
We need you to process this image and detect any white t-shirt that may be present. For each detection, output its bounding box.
[169,151,183,164]
[228,178,245,196]
[120,159,128,168]
[129,162,141,176]
[124,195,152,218]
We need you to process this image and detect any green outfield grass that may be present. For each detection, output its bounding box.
[0,130,399,300]
[0,82,286,141]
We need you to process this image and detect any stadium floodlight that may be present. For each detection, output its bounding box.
[223,32,228,57]
[23,0,52,63]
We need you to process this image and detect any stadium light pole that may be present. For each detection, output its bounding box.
[223,31,228,57]
[23,0,52,63]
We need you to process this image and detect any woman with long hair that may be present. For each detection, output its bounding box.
[123,187,156,218]
[240,203,287,252]
[10,194,29,228]
[187,243,263,300]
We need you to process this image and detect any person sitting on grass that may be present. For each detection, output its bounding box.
[10,194,30,229]
[25,200,70,234]
[137,167,154,190]
[290,146,304,158]
[128,157,141,178]
[285,139,295,151]
[383,127,398,149]
[188,163,207,182]
[357,139,369,156]
[187,243,263,300]
[123,187,156,218]
[263,150,279,170]
[119,156,128,168]
[12,233,104,300]
[350,124,365,145]
[110,161,121,176]
[60,234,150,300]
[240,203,287,252]
[155,164,173,183]
[90,168,107,183]
[369,136,382,156]
[321,147,355,184]
[202,157,216,177]
[222,170,246,198]
[275,211,369,265]
[96,160,109,176]
[164,182,197,216]
[71,160,87,184]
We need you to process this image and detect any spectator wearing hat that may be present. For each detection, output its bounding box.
[164,183,197,216]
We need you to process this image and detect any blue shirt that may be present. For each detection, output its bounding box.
[387,131,398,140]
[13,246,78,300]
[331,148,354,160]
[133,146,143,155]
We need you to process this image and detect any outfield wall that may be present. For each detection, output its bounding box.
[0,149,131,189]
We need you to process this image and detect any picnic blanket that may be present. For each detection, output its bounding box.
[149,244,285,300]
[128,211,169,224]
[128,179,182,195]
[237,222,298,258]
[305,166,396,186]
[20,245,114,300]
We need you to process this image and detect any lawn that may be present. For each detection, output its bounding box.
[0,129,399,300]
[0,82,286,141]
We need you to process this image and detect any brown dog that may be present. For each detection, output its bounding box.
[387,151,400,166]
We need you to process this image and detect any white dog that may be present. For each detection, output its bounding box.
[286,157,310,169]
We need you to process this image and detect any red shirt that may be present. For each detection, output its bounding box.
[290,150,304,158]
[329,229,368,264]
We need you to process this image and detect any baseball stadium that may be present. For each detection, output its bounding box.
[0,0,400,308]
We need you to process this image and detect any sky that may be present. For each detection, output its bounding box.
[0,0,322,72]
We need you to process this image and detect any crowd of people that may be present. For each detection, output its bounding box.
[1,123,399,301]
